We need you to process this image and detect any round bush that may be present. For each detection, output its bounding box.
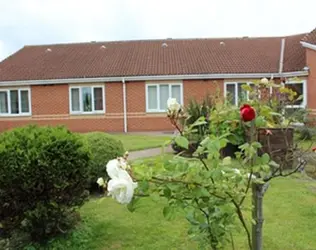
[0,125,90,241]
[82,132,124,189]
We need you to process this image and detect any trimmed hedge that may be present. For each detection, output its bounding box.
[82,132,125,190]
[0,125,90,242]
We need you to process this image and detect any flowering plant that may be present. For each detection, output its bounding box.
[99,82,313,249]
[97,152,138,205]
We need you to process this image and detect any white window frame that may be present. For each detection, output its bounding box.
[224,82,254,106]
[0,88,32,117]
[69,85,105,114]
[284,80,307,108]
[145,82,183,112]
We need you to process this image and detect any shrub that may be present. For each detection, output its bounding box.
[298,127,313,140]
[82,132,124,190]
[0,125,90,242]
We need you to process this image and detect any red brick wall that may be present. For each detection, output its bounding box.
[106,82,124,113]
[0,79,224,132]
[32,84,68,115]
[0,83,124,132]
[183,79,223,104]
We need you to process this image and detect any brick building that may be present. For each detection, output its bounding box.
[0,28,315,132]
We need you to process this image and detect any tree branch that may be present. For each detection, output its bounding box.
[226,193,252,250]
[239,170,253,206]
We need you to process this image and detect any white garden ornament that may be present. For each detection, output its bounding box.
[97,153,137,204]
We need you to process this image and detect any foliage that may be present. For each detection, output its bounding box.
[82,132,124,190]
[298,127,314,141]
[209,102,246,146]
[128,78,313,250]
[185,94,214,138]
[22,165,316,250]
[0,125,90,243]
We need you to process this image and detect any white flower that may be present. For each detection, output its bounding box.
[106,159,121,179]
[106,158,137,204]
[107,170,138,204]
[167,98,181,113]
[96,177,106,187]
[233,168,241,175]
[260,78,269,84]
[246,173,256,179]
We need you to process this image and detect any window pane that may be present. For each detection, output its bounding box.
[10,90,19,114]
[82,87,92,112]
[21,90,30,113]
[226,84,236,105]
[0,92,8,113]
[159,85,169,110]
[94,87,103,111]
[237,83,247,105]
[147,86,157,110]
[71,88,80,111]
[171,85,181,104]
[286,83,303,105]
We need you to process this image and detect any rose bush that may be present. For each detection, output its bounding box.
[99,77,313,250]
[240,104,256,122]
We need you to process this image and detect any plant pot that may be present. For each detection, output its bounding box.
[247,128,294,169]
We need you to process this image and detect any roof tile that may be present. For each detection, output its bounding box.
[0,33,308,82]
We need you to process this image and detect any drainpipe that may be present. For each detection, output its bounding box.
[279,38,285,75]
[122,78,128,133]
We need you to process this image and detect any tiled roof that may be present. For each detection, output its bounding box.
[302,28,316,45]
[0,33,308,82]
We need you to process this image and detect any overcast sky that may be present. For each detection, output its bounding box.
[0,0,315,61]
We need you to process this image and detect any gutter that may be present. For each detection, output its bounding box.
[122,78,127,133]
[300,41,316,51]
[0,71,309,86]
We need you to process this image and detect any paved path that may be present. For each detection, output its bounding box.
[128,146,173,161]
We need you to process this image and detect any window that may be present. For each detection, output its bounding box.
[284,81,306,108]
[69,86,105,114]
[146,83,183,112]
[0,88,31,116]
[224,82,250,106]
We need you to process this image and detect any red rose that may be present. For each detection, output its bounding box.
[240,104,256,122]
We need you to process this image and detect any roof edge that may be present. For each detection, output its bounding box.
[301,41,316,51]
[0,71,309,87]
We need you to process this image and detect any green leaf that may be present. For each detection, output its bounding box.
[261,153,270,165]
[241,84,253,91]
[186,211,200,225]
[255,116,266,127]
[251,142,262,149]
[269,112,282,117]
[175,136,189,149]
[163,187,172,198]
[138,181,149,193]
[127,197,139,212]
[163,206,175,220]
[222,157,232,166]
[151,193,161,202]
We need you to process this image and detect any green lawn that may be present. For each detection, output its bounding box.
[40,172,316,250]
[110,134,172,152]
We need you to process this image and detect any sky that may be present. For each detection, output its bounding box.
[0,0,315,61]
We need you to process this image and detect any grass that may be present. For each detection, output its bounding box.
[109,134,171,152]
[36,165,316,250]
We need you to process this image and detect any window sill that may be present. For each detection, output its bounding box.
[146,110,167,113]
[70,112,105,116]
[0,113,32,117]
